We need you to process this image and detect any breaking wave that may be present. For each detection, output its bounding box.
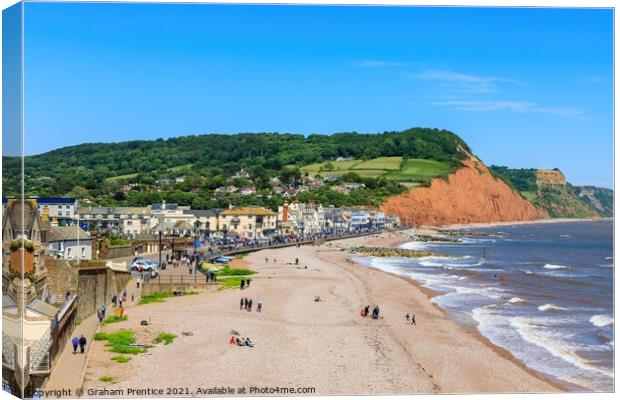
[590,315,613,327]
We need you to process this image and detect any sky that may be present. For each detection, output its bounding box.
[13,2,615,187]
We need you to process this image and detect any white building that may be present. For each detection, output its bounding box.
[79,206,151,236]
[47,226,93,260]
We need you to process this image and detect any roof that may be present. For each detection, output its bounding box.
[220,207,276,216]
[27,299,59,319]
[47,226,92,242]
[183,209,221,217]
[2,295,16,309]
[151,203,178,211]
[173,220,194,230]
[3,199,45,235]
[78,206,149,215]
[3,197,75,204]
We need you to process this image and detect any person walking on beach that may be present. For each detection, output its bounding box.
[97,310,104,323]
[257,300,262,313]
[265,257,268,263]
[71,337,79,354]
[79,335,87,353]
[247,299,253,312]
[246,278,251,288]
[243,297,248,310]
[364,305,370,318]
[411,314,416,325]
[240,297,244,310]
[406,313,410,322]
[240,279,245,290]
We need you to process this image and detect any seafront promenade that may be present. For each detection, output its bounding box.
[41,230,389,395]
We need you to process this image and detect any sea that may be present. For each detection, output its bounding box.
[355,220,614,392]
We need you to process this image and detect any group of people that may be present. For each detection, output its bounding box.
[360,304,381,319]
[112,289,128,307]
[239,278,252,290]
[71,335,88,354]
[405,313,417,325]
[228,336,254,347]
[240,297,262,312]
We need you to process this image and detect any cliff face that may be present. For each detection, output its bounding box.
[381,159,545,226]
[575,186,613,217]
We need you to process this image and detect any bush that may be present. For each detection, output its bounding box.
[138,291,173,305]
[153,332,177,345]
[215,266,256,276]
[101,315,128,325]
[217,276,246,289]
[99,376,114,383]
[111,356,131,363]
[97,329,148,354]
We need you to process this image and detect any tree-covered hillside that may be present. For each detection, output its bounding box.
[489,165,613,218]
[2,128,472,208]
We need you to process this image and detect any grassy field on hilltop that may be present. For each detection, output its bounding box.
[301,156,454,185]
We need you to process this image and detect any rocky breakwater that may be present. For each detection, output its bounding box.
[351,246,440,258]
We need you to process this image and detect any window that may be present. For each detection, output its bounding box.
[67,248,72,257]
[81,247,86,257]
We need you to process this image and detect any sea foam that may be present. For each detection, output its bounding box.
[543,264,570,270]
[538,304,567,312]
[590,315,614,327]
[509,297,526,304]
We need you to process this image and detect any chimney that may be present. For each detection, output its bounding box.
[283,202,289,222]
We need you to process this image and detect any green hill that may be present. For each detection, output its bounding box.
[302,157,452,187]
[2,127,471,207]
[489,166,612,218]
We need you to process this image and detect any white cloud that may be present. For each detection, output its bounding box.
[410,69,519,94]
[432,100,584,117]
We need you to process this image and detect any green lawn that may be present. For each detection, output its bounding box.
[301,159,362,176]
[384,159,452,181]
[350,170,388,178]
[301,157,454,184]
[351,156,403,171]
[105,173,139,182]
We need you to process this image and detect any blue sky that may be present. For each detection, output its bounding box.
[18,3,613,187]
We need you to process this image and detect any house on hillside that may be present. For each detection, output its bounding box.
[333,182,366,194]
[239,186,256,196]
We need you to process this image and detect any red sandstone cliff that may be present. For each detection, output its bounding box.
[381,159,545,226]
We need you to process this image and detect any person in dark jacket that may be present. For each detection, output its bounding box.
[79,335,87,353]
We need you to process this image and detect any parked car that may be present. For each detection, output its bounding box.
[131,259,159,275]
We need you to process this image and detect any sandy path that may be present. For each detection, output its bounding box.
[82,233,559,396]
